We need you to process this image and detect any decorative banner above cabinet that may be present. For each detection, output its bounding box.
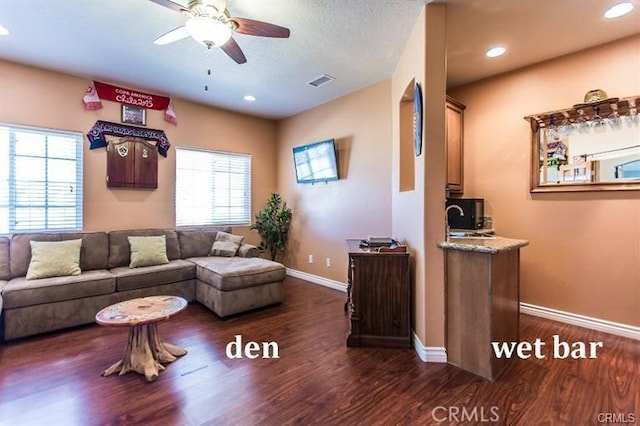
[83,81,178,125]
[86,120,171,157]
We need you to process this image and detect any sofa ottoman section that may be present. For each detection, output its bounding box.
[190,257,285,317]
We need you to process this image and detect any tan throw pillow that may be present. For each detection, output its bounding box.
[128,235,169,268]
[26,239,82,280]
[210,231,244,257]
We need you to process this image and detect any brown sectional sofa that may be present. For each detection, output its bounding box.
[0,227,286,341]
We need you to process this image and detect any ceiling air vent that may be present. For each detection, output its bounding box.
[307,74,335,88]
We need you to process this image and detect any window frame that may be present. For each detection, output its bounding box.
[175,146,252,227]
[0,123,84,234]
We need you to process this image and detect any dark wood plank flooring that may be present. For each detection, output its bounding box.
[0,277,638,425]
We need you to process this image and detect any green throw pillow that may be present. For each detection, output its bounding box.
[128,235,169,268]
[26,239,82,280]
[210,231,244,257]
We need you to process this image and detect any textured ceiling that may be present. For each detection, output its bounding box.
[0,0,638,119]
[0,0,424,119]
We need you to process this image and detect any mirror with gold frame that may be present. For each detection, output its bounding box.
[527,94,640,192]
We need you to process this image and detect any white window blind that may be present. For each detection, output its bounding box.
[175,147,251,227]
[0,124,83,234]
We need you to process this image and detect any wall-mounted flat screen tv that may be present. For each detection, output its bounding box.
[293,139,339,184]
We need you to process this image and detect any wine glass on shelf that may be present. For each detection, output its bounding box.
[591,106,607,132]
[608,103,621,128]
[558,112,572,137]
[574,109,589,133]
[626,99,638,125]
[546,114,559,140]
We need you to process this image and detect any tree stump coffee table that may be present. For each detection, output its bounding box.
[96,295,187,382]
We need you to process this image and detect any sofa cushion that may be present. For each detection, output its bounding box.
[0,236,10,280]
[190,256,286,291]
[110,259,196,292]
[210,231,244,257]
[128,235,169,268]
[177,227,231,258]
[26,239,82,280]
[62,232,110,271]
[10,232,109,278]
[2,270,116,309]
[108,229,181,269]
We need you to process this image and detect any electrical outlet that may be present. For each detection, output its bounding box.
[326,258,331,267]
[308,254,314,264]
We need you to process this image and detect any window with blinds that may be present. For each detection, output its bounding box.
[0,124,83,234]
[175,147,251,227]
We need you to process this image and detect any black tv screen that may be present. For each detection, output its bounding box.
[293,139,339,184]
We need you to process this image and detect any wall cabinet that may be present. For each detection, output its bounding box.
[107,138,158,189]
[346,240,411,348]
[446,96,466,194]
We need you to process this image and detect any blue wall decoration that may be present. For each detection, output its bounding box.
[413,82,423,156]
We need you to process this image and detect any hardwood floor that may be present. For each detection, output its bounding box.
[0,277,637,425]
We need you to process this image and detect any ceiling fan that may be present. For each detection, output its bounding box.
[150,0,290,64]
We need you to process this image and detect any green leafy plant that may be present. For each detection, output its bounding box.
[250,192,292,261]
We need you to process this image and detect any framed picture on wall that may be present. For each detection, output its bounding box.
[121,105,146,126]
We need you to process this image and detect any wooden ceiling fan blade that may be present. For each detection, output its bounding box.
[220,37,247,64]
[233,18,290,38]
[153,26,190,45]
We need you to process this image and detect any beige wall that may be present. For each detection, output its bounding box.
[276,80,392,283]
[0,60,277,244]
[449,35,640,327]
[391,4,448,347]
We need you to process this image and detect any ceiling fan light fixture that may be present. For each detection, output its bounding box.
[185,17,232,47]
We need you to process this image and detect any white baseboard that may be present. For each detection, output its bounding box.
[286,269,447,362]
[412,331,447,363]
[285,268,347,292]
[520,302,640,341]
[286,269,638,351]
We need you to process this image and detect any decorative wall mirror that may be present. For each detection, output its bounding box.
[527,92,640,192]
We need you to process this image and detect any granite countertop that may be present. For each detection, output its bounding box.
[437,236,529,254]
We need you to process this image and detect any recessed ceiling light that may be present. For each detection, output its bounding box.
[604,2,634,18]
[486,46,506,58]
[244,95,256,102]
[0,25,9,36]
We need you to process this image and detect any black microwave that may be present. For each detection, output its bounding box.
[446,198,484,230]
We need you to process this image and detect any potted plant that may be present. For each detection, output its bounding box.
[250,192,292,261]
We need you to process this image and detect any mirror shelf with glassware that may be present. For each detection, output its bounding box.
[526,92,640,192]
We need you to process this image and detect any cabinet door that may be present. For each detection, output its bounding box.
[446,97,465,194]
[353,255,409,338]
[106,138,158,189]
[107,139,135,188]
[134,141,158,189]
